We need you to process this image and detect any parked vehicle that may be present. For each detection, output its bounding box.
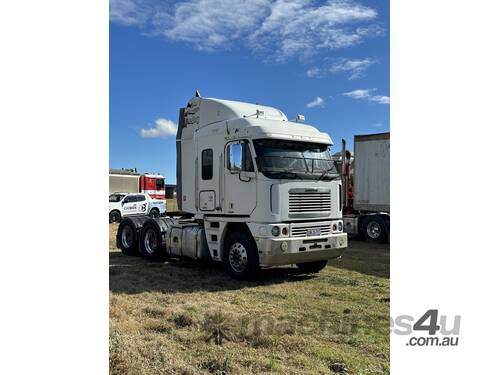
[116,92,347,279]
[109,169,165,199]
[335,133,390,243]
[109,193,166,223]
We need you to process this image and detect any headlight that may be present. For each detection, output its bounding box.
[282,227,288,236]
[332,223,338,232]
[271,226,280,237]
[338,221,343,232]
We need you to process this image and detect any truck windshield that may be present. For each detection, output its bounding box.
[253,139,338,180]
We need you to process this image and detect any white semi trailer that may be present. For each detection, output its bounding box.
[339,133,390,243]
[116,93,347,279]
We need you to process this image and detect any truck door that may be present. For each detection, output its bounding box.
[224,140,257,215]
[121,194,139,216]
[197,148,218,211]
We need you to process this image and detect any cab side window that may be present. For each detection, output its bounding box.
[136,195,146,202]
[202,149,213,180]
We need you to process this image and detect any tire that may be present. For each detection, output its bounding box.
[109,210,121,224]
[296,260,328,273]
[223,231,260,280]
[116,220,139,256]
[362,215,388,243]
[149,208,160,218]
[139,222,166,261]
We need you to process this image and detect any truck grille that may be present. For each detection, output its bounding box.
[289,190,331,214]
[290,222,332,237]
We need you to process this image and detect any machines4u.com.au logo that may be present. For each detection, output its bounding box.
[391,309,461,347]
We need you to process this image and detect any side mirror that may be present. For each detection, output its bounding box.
[228,143,243,174]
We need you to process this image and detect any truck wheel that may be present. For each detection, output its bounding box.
[109,210,121,223]
[362,216,388,243]
[223,232,260,280]
[116,220,139,256]
[296,260,328,273]
[149,208,160,218]
[139,222,166,261]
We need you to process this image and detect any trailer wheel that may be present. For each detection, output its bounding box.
[116,220,139,256]
[362,216,388,243]
[109,210,121,223]
[296,260,328,273]
[139,222,166,261]
[223,232,260,280]
[149,208,160,218]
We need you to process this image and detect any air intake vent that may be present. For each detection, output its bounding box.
[288,189,331,216]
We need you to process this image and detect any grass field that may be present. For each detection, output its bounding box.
[109,224,389,375]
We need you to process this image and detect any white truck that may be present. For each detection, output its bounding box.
[116,93,347,279]
[109,192,166,223]
[336,133,390,243]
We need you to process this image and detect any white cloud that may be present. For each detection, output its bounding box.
[306,96,325,108]
[110,0,382,59]
[109,0,152,26]
[306,67,322,78]
[329,57,376,79]
[369,95,390,104]
[344,88,373,99]
[140,118,178,138]
[343,89,389,104]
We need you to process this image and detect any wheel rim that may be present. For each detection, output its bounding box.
[228,242,248,273]
[111,213,119,222]
[144,228,157,254]
[367,221,382,239]
[121,225,133,248]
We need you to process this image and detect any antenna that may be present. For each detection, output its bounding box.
[195,90,201,98]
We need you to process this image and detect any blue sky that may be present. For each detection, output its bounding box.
[110,0,389,184]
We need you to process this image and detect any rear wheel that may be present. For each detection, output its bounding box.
[223,231,260,280]
[362,215,388,243]
[116,220,139,256]
[139,223,166,261]
[109,210,121,223]
[149,208,160,218]
[296,260,328,273]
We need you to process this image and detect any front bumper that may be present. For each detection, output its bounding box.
[254,232,348,267]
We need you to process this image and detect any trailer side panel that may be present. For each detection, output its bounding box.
[353,133,390,212]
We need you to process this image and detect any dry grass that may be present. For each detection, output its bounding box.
[109,224,389,374]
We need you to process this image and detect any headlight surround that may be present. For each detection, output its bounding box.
[271,226,281,237]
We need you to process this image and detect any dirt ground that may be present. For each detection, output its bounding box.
[109,224,389,375]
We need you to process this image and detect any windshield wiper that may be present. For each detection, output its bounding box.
[317,164,338,181]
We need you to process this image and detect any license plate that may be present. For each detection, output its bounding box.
[306,228,321,237]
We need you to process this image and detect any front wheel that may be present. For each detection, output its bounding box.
[223,232,260,280]
[296,260,328,273]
